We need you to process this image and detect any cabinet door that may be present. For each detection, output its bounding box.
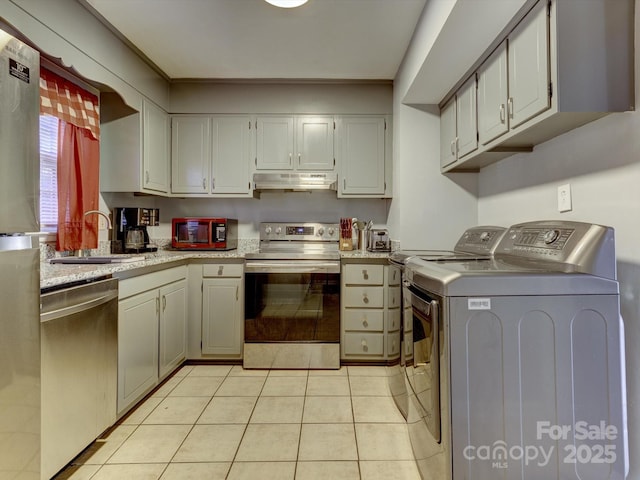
[256,116,294,170]
[118,290,159,413]
[478,41,509,145]
[456,75,478,158]
[159,280,187,378]
[508,0,550,129]
[171,116,211,194]
[439,97,457,168]
[211,116,252,195]
[295,116,334,170]
[142,100,170,193]
[202,278,243,356]
[338,116,386,195]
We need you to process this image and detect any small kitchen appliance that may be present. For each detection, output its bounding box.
[111,207,159,253]
[171,217,238,250]
[367,228,390,252]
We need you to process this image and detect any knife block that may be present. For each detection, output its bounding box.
[339,233,353,251]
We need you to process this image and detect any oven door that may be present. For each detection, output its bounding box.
[408,283,441,443]
[244,260,340,343]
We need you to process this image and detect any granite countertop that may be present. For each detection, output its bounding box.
[41,246,392,289]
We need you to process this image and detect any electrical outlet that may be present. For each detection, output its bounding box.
[557,183,572,212]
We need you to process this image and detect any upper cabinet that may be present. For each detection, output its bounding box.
[142,101,170,193]
[440,76,478,169]
[296,116,335,170]
[101,97,170,195]
[441,0,633,172]
[337,115,391,198]
[255,116,295,170]
[255,115,334,171]
[171,115,252,197]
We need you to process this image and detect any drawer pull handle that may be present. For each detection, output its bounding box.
[362,269,368,280]
[362,319,369,328]
[361,339,368,352]
[363,294,369,304]
[218,266,224,275]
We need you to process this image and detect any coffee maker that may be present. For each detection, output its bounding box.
[111,207,159,254]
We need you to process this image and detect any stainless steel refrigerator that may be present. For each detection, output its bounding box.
[0,28,41,480]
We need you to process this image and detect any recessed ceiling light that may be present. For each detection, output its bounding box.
[264,0,309,8]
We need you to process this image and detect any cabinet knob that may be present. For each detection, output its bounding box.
[508,97,514,119]
[145,170,150,184]
[203,178,207,190]
[499,104,506,124]
[361,339,368,352]
[362,319,369,328]
[362,293,369,304]
[362,269,368,280]
[218,266,224,275]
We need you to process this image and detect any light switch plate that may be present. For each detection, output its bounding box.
[557,183,572,212]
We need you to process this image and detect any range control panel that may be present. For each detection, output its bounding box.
[259,222,339,242]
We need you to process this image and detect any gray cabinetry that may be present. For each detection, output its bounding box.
[171,115,252,196]
[341,261,401,362]
[442,0,633,172]
[255,115,334,172]
[201,263,244,358]
[101,97,170,195]
[337,115,390,197]
[440,77,477,169]
[117,266,187,416]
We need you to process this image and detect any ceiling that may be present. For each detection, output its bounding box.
[81,0,427,81]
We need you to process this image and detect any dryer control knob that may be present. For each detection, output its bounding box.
[543,229,560,244]
[317,227,325,236]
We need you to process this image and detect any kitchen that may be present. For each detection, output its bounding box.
[0,0,638,479]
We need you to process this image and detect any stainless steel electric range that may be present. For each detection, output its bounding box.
[244,222,341,369]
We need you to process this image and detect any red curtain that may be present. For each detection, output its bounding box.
[56,121,100,252]
[40,68,101,252]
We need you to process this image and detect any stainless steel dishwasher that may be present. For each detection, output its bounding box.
[40,277,118,479]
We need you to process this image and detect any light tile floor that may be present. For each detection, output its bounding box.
[54,365,421,480]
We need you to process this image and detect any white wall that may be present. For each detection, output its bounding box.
[477,2,640,477]
[390,0,478,249]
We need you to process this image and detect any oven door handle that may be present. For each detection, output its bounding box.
[245,261,341,274]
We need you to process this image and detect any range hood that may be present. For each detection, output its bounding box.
[253,172,338,192]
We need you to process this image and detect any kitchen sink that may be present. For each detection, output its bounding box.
[49,255,146,265]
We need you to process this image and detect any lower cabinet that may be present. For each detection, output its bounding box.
[341,261,401,362]
[201,263,244,358]
[117,265,187,416]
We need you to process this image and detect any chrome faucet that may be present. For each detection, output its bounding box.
[83,210,112,230]
[76,210,113,257]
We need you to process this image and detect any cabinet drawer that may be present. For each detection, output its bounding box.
[343,309,384,332]
[203,263,243,278]
[343,264,384,285]
[343,332,384,356]
[388,286,401,308]
[388,266,401,286]
[387,309,401,332]
[387,332,400,357]
[343,286,384,308]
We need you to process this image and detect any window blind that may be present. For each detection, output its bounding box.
[39,114,58,232]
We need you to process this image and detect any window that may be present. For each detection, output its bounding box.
[39,115,59,233]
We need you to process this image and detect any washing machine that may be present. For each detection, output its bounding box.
[387,225,506,421]
[404,220,627,480]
